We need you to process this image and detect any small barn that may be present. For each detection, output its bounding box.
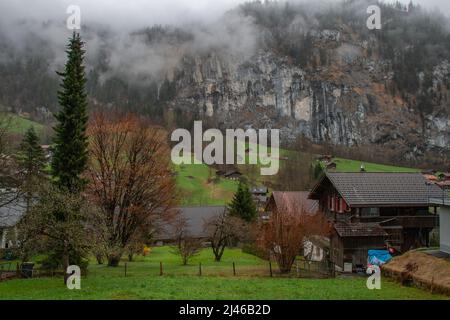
[224,170,242,180]
[331,222,387,271]
[250,186,268,211]
[325,162,337,170]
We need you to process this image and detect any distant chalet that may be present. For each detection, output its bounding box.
[308,172,446,271]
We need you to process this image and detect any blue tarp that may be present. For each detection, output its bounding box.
[368,250,392,266]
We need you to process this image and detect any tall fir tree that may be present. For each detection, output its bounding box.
[17,126,47,211]
[228,182,257,222]
[51,32,89,193]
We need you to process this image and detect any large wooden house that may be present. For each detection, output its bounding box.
[308,172,444,270]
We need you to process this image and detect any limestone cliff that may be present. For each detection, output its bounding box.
[168,48,449,158]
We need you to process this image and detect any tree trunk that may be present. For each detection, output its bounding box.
[95,253,104,265]
[213,245,225,262]
[62,241,70,284]
[128,253,134,262]
[108,254,121,267]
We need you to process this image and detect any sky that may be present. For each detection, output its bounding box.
[0,0,449,31]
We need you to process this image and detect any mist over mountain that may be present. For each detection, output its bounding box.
[0,0,449,165]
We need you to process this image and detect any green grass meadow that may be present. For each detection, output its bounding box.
[331,158,419,173]
[6,113,44,135]
[174,144,420,206]
[0,247,447,300]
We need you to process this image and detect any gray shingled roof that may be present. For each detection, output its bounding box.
[155,206,226,240]
[322,172,446,207]
[0,200,26,228]
[334,222,387,237]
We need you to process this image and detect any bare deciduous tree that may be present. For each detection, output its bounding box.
[203,210,247,262]
[171,215,202,265]
[258,197,330,274]
[86,112,177,266]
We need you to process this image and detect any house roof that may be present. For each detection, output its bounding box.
[440,173,450,180]
[310,172,446,207]
[224,170,241,177]
[155,206,226,240]
[250,186,268,194]
[0,199,26,228]
[270,191,319,215]
[334,222,387,237]
[423,174,438,181]
[437,180,450,188]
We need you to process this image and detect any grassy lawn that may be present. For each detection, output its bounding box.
[0,247,447,300]
[175,145,420,206]
[332,158,419,173]
[6,113,44,135]
[175,162,238,205]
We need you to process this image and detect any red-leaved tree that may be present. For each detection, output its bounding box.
[259,196,330,273]
[86,112,177,266]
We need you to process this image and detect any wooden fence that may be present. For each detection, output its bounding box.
[292,259,335,278]
[1,259,335,281]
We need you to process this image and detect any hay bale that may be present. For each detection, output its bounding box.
[382,251,450,296]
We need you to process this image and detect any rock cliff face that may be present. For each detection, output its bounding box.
[168,49,449,157]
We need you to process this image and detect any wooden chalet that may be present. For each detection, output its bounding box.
[250,186,269,212]
[309,172,445,270]
[224,170,242,180]
[326,162,337,170]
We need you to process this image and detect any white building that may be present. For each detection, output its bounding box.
[430,198,450,254]
[0,201,25,249]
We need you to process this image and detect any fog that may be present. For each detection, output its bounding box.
[0,0,448,82]
[1,0,448,29]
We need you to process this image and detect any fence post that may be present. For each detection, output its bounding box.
[233,262,236,276]
[199,262,202,276]
[331,261,335,278]
[124,262,127,277]
[269,261,273,277]
[159,262,163,276]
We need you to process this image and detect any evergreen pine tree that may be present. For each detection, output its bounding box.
[228,182,257,222]
[51,32,89,193]
[17,126,47,210]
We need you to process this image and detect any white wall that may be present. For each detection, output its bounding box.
[0,228,6,249]
[440,206,450,254]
